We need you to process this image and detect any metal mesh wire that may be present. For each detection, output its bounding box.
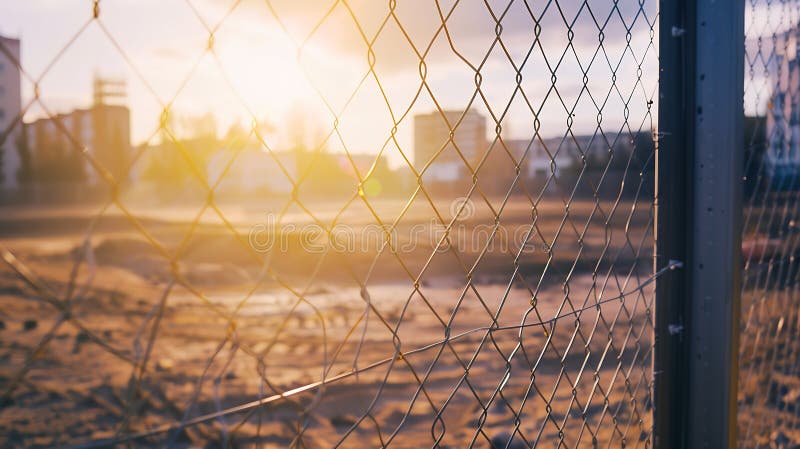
[740,1,800,447]
[0,1,659,447]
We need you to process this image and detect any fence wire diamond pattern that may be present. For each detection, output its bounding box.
[0,1,658,448]
[740,1,800,447]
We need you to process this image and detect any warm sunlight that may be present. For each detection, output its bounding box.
[6,0,781,448]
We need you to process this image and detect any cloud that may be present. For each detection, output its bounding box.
[199,0,657,76]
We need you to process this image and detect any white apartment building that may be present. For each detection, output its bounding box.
[0,36,21,189]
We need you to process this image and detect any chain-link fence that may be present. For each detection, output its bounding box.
[0,1,661,448]
[740,1,800,447]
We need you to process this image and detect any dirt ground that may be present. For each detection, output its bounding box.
[0,198,656,448]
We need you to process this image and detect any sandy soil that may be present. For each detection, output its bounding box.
[0,198,655,448]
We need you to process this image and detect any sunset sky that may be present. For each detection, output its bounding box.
[0,0,659,166]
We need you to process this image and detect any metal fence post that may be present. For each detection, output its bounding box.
[655,0,744,448]
[654,0,690,446]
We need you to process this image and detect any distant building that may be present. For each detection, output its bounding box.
[27,78,131,186]
[414,110,487,184]
[505,138,571,179]
[508,134,637,178]
[413,108,647,196]
[764,23,800,189]
[0,36,22,189]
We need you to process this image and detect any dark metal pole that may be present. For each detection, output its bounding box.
[654,0,691,446]
[687,0,744,446]
[655,0,744,448]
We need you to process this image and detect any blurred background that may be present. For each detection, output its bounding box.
[0,1,660,448]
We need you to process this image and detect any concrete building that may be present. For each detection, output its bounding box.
[414,110,487,184]
[27,104,131,186]
[0,36,22,189]
[27,78,131,187]
[413,108,644,196]
[504,138,569,179]
[506,134,635,180]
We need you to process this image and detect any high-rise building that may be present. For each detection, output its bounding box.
[413,110,487,184]
[0,35,22,189]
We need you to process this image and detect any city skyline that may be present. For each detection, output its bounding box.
[0,0,658,171]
